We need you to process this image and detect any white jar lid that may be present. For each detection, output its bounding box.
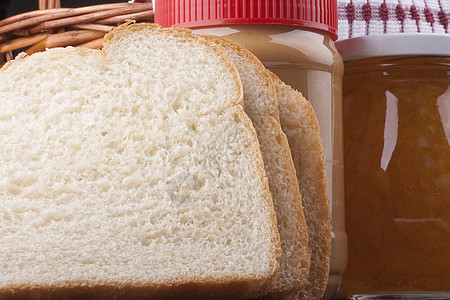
[336,33,450,61]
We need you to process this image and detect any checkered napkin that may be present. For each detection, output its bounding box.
[338,0,450,39]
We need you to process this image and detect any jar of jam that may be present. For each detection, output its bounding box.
[155,1,346,299]
[336,34,450,297]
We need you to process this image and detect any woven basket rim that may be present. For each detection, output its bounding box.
[0,1,154,66]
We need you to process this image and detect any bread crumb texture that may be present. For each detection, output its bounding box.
[0,24,279,296]
[271,72,331,300]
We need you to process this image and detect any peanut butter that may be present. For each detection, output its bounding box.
[341,55,450,295]
[193,24,347,299]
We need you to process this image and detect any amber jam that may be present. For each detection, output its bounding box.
[341,55,450,295]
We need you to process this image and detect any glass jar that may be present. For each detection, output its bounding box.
[155,1,346,299]
[190,25,346,300]
[337,34,450,297]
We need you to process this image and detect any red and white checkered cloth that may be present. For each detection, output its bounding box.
[338,0,450,39]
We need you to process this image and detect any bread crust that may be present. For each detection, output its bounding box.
[0,275,277,300]
[269,71,331,300]
[0,23,281,300]
[206,36,310,299]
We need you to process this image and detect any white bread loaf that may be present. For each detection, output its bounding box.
[0,23,282,299]
[269,72,332,300]
[205,36,310,299]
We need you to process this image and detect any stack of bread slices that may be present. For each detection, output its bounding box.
[0,23,330,299]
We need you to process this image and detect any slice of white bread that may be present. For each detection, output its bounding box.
[205,36,310,299]
[0,23,282,299]
[269,72,332,300]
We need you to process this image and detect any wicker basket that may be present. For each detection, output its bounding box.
[0,0,154,66]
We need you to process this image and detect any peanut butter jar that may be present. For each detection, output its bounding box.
[155,1,347,299]
[336,34,450,298]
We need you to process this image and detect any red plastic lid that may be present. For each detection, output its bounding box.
[155,0,338,40]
